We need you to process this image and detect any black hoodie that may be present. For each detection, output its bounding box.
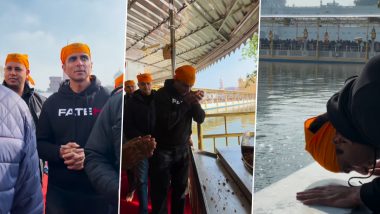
[125,89,156,140]
[37,75,110,193]
[153,79,205,149]
[326,54,380,213]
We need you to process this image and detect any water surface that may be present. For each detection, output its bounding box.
[254,61,363,191]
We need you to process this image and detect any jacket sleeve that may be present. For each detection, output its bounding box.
[360,177,380,213]
[12,113,43,214]
[36,99,61,162]
[123,95,128,137]
[125,98,143,139]
[155,89,192,130]
[190,103,205,124]
[85,96,120,205]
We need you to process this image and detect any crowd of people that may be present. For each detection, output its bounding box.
[2,39,380,214]
[0,42,171,214]
[260,38,380,52]
[122,65,205,214]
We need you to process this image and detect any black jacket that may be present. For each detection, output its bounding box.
[123,93,133,137]
[85,92,122,209]
[125,89,156,139]
[326,54,380,213]
[37,75,110,193]
[111,86,123,96]
[3,82,46,125]
[153,79,205,149]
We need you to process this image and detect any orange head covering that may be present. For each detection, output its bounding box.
[6,53,29,69]
[304,116,340,173]
[137,73,153,83]
[5,53,35,86]
[60,43,91,64]
[174,65,196,86]
[114,74,124,89]
[125,80,135,87]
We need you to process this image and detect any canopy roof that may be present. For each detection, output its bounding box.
[126,0,259,83]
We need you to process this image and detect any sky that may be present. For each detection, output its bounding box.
[126,44,256,90]
[286,0,354,7]
[195,45,256,89]
[0,0,126,91]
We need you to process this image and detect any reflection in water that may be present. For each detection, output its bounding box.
[254,62,363,192]
[191,103,255,152]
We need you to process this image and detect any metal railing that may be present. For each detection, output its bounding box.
[197,111,255,152]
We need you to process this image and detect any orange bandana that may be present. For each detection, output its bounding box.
[174,65,196,86]
[6,53,29,69]
[5,53,35,86]
[60,43,91,64]
[304,116,340,173]
[114,74,124,88]
[137,73,153,83]
[125,80,135,86]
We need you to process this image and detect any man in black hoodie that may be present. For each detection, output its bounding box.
[297,54,380,213]
[150,65,205,214]
[125,73,156,213]
[37,43,110,213]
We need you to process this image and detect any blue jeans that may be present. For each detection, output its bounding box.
[128,158,149,214]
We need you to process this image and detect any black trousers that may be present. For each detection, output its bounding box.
[46,183,113,214]
[150,146,190,214]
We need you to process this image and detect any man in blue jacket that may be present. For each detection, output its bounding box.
[0,84,43,213]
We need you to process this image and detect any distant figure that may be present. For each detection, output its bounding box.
[124,79,136,98]
[297,54,380,213]
[123,79,136,135]
[111,73,124,95]
[37,42,110,213]
[150,65,205,214]
[0,85,43,213]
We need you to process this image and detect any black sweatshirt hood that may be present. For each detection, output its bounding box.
[58,75,102,97]
[327,54,380,148]
[164,79,180,96]
[132,88,156,102]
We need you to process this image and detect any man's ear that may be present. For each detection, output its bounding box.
[62,64,68,76]
[26,69,30,76]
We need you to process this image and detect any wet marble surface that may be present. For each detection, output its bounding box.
[253,163,375,214]
[192,148,251,214]
[216,146,253,201]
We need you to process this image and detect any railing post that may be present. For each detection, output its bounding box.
[213,138,216,153]
[197,123,203,150]
[224,116,228,146]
